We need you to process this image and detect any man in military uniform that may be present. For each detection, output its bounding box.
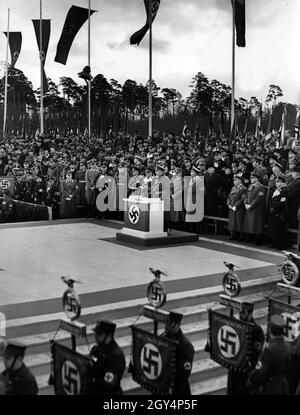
[252,156,269,187]
[85,320,126,395]
[243,172,266,245]
[0,340,38,395]
[60,170,79,219]
[268,176,288,250]
[247,314,292,395]
[85,159,99,218]
[227,174,247,241]
[266,162,284,210]
[162,312,194,395]
[0,189,15,223]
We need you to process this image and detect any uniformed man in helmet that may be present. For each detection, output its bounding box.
[247,314,292,395]
[85,320,126,395]
[162,311,195,395]
[0,340,38,395]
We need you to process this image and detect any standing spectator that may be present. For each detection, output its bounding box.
[33,177,46,205]
[268,176,288,250]
[170,167,184,230]
[204,166,220,216]
[282,163,300,229]
[227,174,247,241]
[0,189,15,223]
[252,156,269,186]
[243,173,266,245]
[185,166,204,233]
[60,171,79,219]
[85,159,99,218]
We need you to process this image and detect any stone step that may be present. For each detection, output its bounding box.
[28,312,269,387]
[5,275,280,339]
[18,290,270,358]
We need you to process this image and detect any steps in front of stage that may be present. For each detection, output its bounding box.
[2,275,280,395]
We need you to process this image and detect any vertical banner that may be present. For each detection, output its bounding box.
[32,19,51,93]
[51,340,91,395]
[55,6,96,65]
[267,298,300,343]
[3,32,22,68]
[208,309,252,370]
[130,0,161,45]
[131,327,177,395]
[232,0,246,47]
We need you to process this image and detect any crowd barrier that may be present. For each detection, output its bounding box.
[0,198,52,223]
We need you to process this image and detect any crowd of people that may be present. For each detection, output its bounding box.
[0,128,300,248]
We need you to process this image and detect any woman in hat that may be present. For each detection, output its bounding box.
[268,176,288,249]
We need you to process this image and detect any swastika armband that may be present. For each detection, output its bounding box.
[255,361,262,370]
[184,361,192,371]
[259,192,264,196]
[104,372,115,383]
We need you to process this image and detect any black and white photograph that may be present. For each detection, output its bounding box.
[0,0,300,401]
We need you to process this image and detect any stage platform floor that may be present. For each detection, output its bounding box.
[0,219,281,309]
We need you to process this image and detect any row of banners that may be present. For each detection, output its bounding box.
[50,294,300,395]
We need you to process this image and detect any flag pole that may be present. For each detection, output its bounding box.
[88,0,92,141]
[148,0,153,138]
[3,8,10,140]
[39,0,44,135]
[230,0,236,149]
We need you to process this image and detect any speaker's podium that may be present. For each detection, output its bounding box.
[116,196,199,247]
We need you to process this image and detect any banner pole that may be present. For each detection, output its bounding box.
[40,0,44,135]
[230,0,236,149]
[3,8,10,140]
[88,0,92,141]
[148,0,153,139]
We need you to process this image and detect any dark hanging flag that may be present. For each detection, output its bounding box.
[3,32,22,68]
[130,0,161,45]
[265,107,274,142]
[32,19,51,93]
[243,108,249,135]
[55,6,96,65]
[232,0,246,47]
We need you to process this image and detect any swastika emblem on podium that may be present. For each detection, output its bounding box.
[128,204,140,224]
[140,343,162,380]
[61,360,81,395]
[217,325,240,358]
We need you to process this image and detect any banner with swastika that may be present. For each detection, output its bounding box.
[268,298,300,342]
[131,327,177,395]
[0,177,14,196]
[51,340,91,395]
[208,309,252,370]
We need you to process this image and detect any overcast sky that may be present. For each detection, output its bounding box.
[0,0,299,104]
